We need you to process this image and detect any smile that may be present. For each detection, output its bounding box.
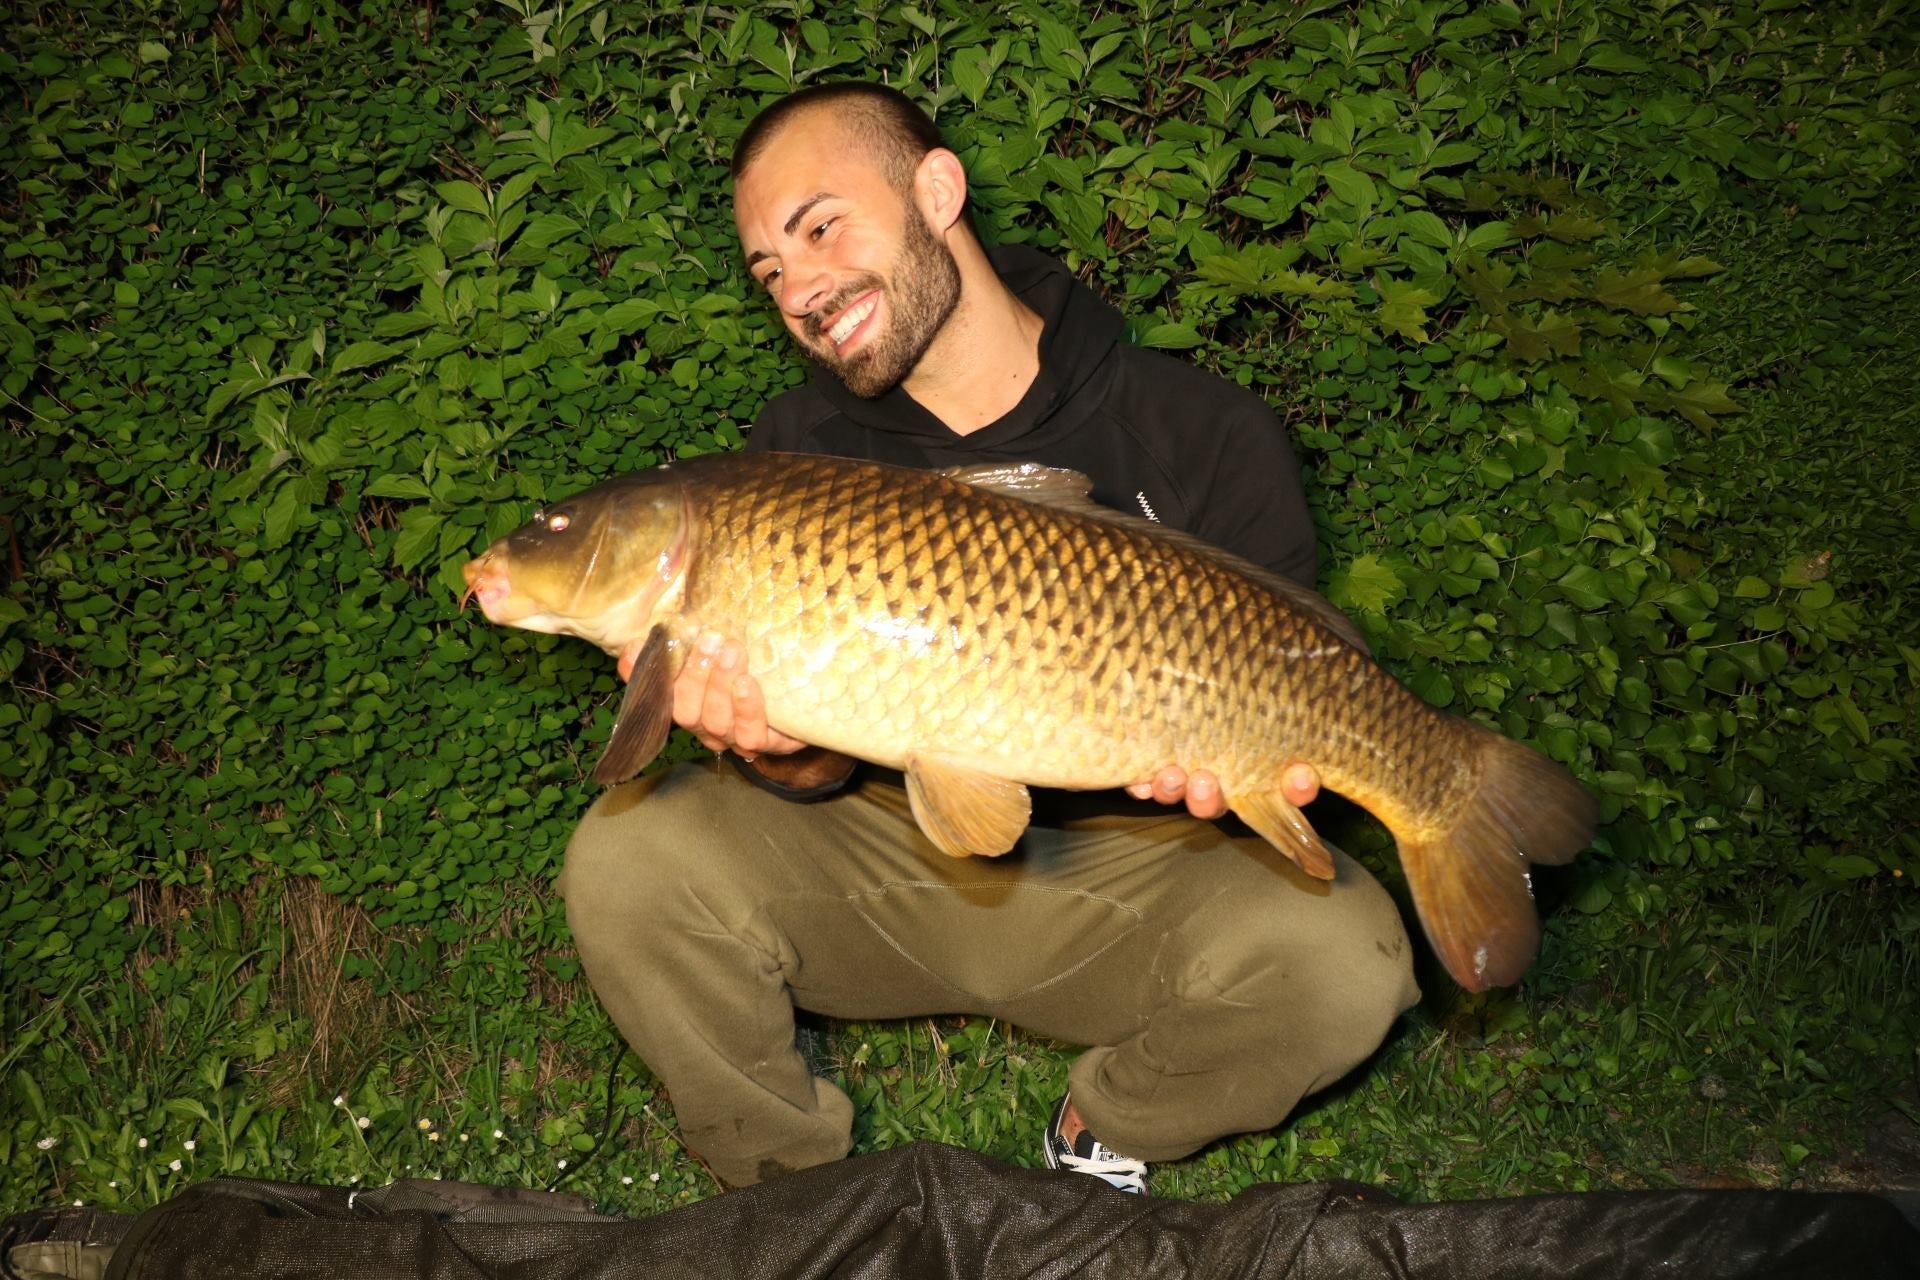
[827,294,879,348]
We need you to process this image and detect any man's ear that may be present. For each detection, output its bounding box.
[913,148,969,235]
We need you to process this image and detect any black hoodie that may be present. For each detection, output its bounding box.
[745,245,1318,585]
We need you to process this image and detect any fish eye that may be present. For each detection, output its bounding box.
[548,513,571,532]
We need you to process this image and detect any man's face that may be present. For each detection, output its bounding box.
[734,116,961,398]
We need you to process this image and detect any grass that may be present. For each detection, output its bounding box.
[5,852,1915,1214]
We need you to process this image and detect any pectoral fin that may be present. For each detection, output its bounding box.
[591,625,676,785]
[903,753,1032,858]
[1232,789,1336,880]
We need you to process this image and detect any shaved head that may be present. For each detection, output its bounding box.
[733,83,950,191]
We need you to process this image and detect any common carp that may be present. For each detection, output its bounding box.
[462,451,1594,990]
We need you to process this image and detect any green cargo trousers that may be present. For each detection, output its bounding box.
[559,760,1420,1187]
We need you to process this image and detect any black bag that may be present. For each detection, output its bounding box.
[6,1142,1916,1279]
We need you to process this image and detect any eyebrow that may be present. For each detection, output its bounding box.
[743,191,839,272]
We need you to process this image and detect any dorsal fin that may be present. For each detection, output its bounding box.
[941,462,1372,657]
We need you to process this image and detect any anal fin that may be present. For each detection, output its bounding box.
[591,625,677,785]
[903,752,1032,858]
[1233,789,1336,880]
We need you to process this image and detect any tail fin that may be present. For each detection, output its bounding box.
[1399,729,1596,991]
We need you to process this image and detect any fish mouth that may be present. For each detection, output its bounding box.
[460,553,516,621]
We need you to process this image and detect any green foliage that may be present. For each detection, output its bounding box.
[3,0,1916,1214]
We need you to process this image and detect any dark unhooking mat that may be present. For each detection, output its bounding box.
[5,1143,1916,1279]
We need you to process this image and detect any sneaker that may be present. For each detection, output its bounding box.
[1042,1094,1150,1195]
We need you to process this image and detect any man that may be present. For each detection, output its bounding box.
[559,83,1419,1194]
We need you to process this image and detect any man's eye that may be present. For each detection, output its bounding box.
[810,218,834,240]
[760,267,782,292]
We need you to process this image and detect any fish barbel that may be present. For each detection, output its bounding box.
[462,452,1595,990]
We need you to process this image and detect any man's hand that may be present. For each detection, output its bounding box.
[1127,762,1320,820]
[627,630,809,761]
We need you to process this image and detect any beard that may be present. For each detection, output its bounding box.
[805,207,962,399]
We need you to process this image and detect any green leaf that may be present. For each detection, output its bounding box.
[393,509,446,571]
[1585,45,1650,73]
[261,484,305,549]
[1136,322,1203,350]
[1327,554,1405,614]
[1321,163,1378,208]
[366,475,434,501]
[518,212,581,251]
[435,180,491,217]
[1590,267,1689,316]
[330,341,402,377]
[1556,564,1612,611]
[1376,279,1440,343]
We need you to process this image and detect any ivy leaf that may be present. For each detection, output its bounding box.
[1590,267,1690,315]
[1494,311,1582,363]
[1376,278,1440,343]
[1327,554,1406,614]
[1659,379,1742,432]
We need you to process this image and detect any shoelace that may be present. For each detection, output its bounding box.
[1055,1145,1149,1192]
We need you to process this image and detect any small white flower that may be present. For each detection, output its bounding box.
[621,1175,633,1185]
[35,1137,55,1151]
[649,1172,660,1184]
[349,1175,360,1184]
[357,1116,371,1130]
[73,1199,83,1207]
[492,1129,504,1139]
[416,1118,431,1131]
[428,1132,441,1142]
[183,1140,196,1152]
[109,1181,118,1189]
[556,1158,567,1169]
[137,1138,148,1149]
[459,1133,470,1143]
[334,1095,347,1108]
[169,1159,182,1172]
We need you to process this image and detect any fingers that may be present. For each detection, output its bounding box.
[1132,766,1225,820]
[669,631,806,758]
[1281,760,1321,808]
[1183,769,1226,821]
[1130,764,1314,821]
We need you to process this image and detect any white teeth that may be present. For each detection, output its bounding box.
[829,296,877,345]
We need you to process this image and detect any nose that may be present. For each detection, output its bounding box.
[780,260,835,320]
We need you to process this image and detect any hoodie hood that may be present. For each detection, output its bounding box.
[808,243,1127,452]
